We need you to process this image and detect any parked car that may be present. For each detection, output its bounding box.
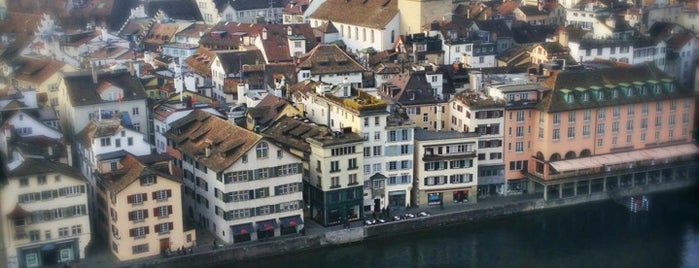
[364,218,376,225]
[227,104,247,119]
[393,215,403,221]
[417,211,431,217]
[404,213,415,219]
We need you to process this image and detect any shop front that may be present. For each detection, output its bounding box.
[18,238,79,268]
[388,190,406,210]
[279,215,303,235]
[256,219,278,240]
[230,223,253,243]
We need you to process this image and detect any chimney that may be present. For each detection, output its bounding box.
[129,61,135,76]
[91,63,98,84]
[287,26,292,36]
[558,27,568,47]
[205,142,212,157]
[262,28,268,40]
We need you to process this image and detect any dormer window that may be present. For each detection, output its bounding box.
[661,79,674,93]
[561,89,573,104]
[140,175,156,186]
[590,86,602,101]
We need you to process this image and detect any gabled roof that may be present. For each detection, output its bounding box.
[297,44,365,75]
[11,57,66,85]
[5,155,83,179]
[62,70,147,107]
[145,0,203,21]
[99,152,181,194]
[259,24,317,63]
[260,115,324,154]
[75,119,122,149]
[475,19,513,38]
[310,0,399,29]
[176,23,212,39]
[215,50,265,74]
[0,12,42,60]
[247,94,294,127]
[380,72,441,106]
[511,20,558,44]
[315,21,338,34]
[284,0,310,15]
[666,32,695,50]
[185,47,216,77]
[166,110,262,172]
[517,5,547,17]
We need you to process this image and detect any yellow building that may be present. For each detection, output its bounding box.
[95,152,195,261]
[504,63,698,200]
[397,0,453,34]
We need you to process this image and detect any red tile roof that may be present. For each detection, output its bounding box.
[310,0,399,29]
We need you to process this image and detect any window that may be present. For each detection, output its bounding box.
[583,109,591,121]
[364,165,371,174]
[423,113,428,122]
[19,177,29,187]
[552,129,560,140]
[553,113,561,125]
[29,230,40,241]
[156,222,173,234]
[349,174,358,185]
[256,142,269,158]
[597,123,605,134]
[374,131,381,140]
[598,108,605,119]
[127,137,133,146]
[100,138,111,147]
[140,176,156,186]
[568,112,576,123]
[71,225,82,235]
[132,107,139,115]
[37,175,46,185]
[348,158,357,169]
[568,126,575,138]
[132,244,149,254]
[26,253,39,267]
[277,150,283,159]
[156,206,172,218]
[129,209,147,222]
[516,111,525,122]
[515,142,524,152]
[127,193,147,204]
[373,146,381,156]
[153,190,171,201]
[330,161,340,172]
[516,126,524,137]
[612,121,619,133]
[331,176,340,188]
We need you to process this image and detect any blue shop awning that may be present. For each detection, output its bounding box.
[279,215,303,227]
[230,223,253,235]
[256,219,278,231]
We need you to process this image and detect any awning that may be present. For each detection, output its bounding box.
[256,219,278,231]
[550,143,699,173]
[6,204,29,219]
[230,223,253,235]
[279,215,303,227]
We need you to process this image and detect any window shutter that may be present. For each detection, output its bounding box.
[168,222,174,230]
[153,177,158,184]
[153,208,158,216]
[152,191,157,200]
[167,205,172,215]
[127,195,133,204]
[80,185,86,193]
[143,209,148,218]
[145,226,150,234]
[130,228,136,237]
[128,211,134,221]
[141,193,147,202]
[59,188,66,196]
[166,189,172,198]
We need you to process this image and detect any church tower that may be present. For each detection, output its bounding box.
[397,0,453,35]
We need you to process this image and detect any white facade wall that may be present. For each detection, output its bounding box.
[565,9,596,29]
[309,15,400,52]
[183,140,304,244]
[297,71,363,89]
[1,171,90,268]
[632,41,667,70]
[569,42,633,63]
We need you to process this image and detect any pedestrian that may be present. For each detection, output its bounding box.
[177,247,182,255]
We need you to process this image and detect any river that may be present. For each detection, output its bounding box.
[229,187,699,268]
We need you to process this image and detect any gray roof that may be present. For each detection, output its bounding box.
[62,70,147,107]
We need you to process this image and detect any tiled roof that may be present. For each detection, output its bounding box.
[99,152,181,194]
[118,17,152,38]
[511,21,558,44]
[259,24,317,63]
[453,91,506,109]
[62,70,147,107]
[537,63,690,113]
[166,110,262,172]
[12,57,66,85]
[666,32,695,49]
[177,23,211,39]
[380,72,441,106]
[199,22,261,49]
[185,47,216,77]
[315,21,338,34]
[144,23,182,45]
[145,0,203,21]
[216,50,265,75]
[497,1,520,16]
[0,12,42,60]
[260,115,322,155]
[475,20,513,38]
[284,0,310,15]
[247,94,293,127]
[297,44,366,75]
[517,5,548,16]
[310,0,399,29]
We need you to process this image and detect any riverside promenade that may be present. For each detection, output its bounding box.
[78,179,695,268]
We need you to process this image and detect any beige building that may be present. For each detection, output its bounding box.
[413,128,479,207]
[1,155,90,268]
[397,0,453,34]
[95,152,194,261]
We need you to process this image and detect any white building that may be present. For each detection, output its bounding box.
[166,110,305,244]
[296,44,366,88]
[1,154,90,268]
[309,0,400,52]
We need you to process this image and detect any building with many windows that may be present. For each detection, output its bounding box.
[166,110,304,244]
[508,63,697,200]
[306,129,365,226]
[94,152,195,261]
[1,154,90,268]
[413,128,479,207]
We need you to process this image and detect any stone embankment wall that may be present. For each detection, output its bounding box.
[123,180,694,268]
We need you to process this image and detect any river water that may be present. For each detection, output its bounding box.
[231,187,699,268]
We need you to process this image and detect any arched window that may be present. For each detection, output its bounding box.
[362,28,366,42]
[535,152,545,160]
[550,153,561,162]
[391,30,395,44]
[565,151,576,159]
[256,142,269,158]
[580,149,591,157]
[354,27,358,40]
